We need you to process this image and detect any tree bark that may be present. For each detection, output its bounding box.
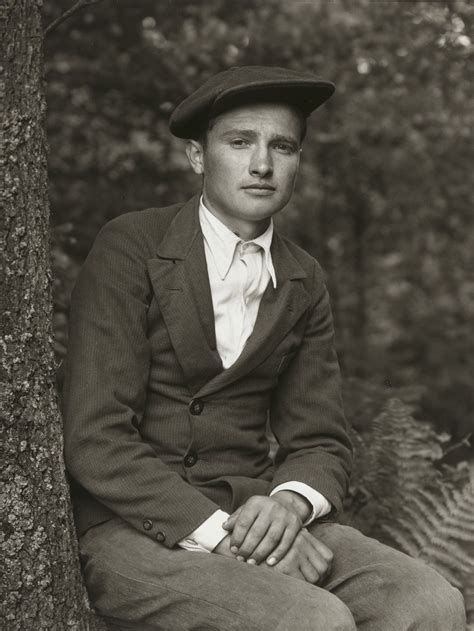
[1,1,97,628]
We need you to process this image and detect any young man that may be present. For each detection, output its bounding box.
[62,66,465,630]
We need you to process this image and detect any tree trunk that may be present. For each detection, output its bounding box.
[1,2,97,628]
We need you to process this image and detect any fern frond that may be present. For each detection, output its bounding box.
[382,474,474,601]
[345,395,473,623]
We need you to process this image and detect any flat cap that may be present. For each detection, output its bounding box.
[169,65,335,139]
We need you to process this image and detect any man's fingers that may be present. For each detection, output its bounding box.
[272,550,306,582]
[222,507,242,531]
[309,536,334,567]
[229,506,259,550]
[265,525,299,566]
[243,522,285,564]
[224,495,305,561]
[300,531,333,579]
[277,564,306,582]
[299,556,321,585]
[266,530,334,586]
[236,514,272,560]
[305,545,330,581]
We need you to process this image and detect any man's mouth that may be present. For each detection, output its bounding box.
[242,184,276,191]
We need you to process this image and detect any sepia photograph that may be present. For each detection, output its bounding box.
[2,1,473,629]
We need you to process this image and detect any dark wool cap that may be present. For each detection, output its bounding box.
[169,65,335,139]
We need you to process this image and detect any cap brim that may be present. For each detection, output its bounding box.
[169,71,335,139]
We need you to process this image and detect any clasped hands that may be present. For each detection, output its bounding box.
[213,491,333,585]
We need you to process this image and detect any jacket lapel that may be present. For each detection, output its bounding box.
[196,231,310,398]
[147,195,310,397]
[146,196,222,393]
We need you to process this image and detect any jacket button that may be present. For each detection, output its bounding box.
[184,452,198,467]
[189,398,204,415]
[143,519,153,531]
[156,531,166,543]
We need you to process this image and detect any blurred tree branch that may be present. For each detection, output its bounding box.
[44,0,103,37]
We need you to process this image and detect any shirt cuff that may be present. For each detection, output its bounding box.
[270,481,331,526]
[177,509,230,553]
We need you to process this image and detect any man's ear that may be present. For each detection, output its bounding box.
[186,140,205,175]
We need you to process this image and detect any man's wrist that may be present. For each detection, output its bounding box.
[272,490,311,523]
[178,509,230,553]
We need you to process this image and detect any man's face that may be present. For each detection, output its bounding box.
[187,102,303,233]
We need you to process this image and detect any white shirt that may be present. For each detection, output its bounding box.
[200,196,277,368]
[178,198,331,553]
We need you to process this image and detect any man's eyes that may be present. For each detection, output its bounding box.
[228,139,297,153]
[273,142,296,154]
[229,138,250,148]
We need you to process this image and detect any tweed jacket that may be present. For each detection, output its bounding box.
[62,194,353,549]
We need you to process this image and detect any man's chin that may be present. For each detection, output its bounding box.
[239,197,286,219]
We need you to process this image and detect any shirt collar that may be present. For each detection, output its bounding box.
[199,196,277,288]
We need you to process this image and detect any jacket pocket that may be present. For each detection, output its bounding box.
[277,351,297,374]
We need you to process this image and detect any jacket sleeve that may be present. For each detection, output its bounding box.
[62,215,220,548]
[268,260,353,516]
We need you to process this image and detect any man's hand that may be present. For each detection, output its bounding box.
[222,492,310,566]
[273,529,333,585]
[213,533,238,558]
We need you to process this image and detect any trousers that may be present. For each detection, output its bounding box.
[79,516,466,631]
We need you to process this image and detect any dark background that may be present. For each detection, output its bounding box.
[44,0,473,450]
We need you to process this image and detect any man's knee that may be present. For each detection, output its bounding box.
[274,591,356,631]
[403,566,466,629]
[375,560,466,630]
[323,597,357,631]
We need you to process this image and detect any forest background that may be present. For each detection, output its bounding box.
[46,0,473,447]
[34,0,474,624]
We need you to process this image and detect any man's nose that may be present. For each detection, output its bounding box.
[249,145,273,177]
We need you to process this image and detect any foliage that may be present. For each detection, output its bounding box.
[51,223,80,362]
[384,476,474,597]
[345,396,474,623]
[43,0,473,444]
